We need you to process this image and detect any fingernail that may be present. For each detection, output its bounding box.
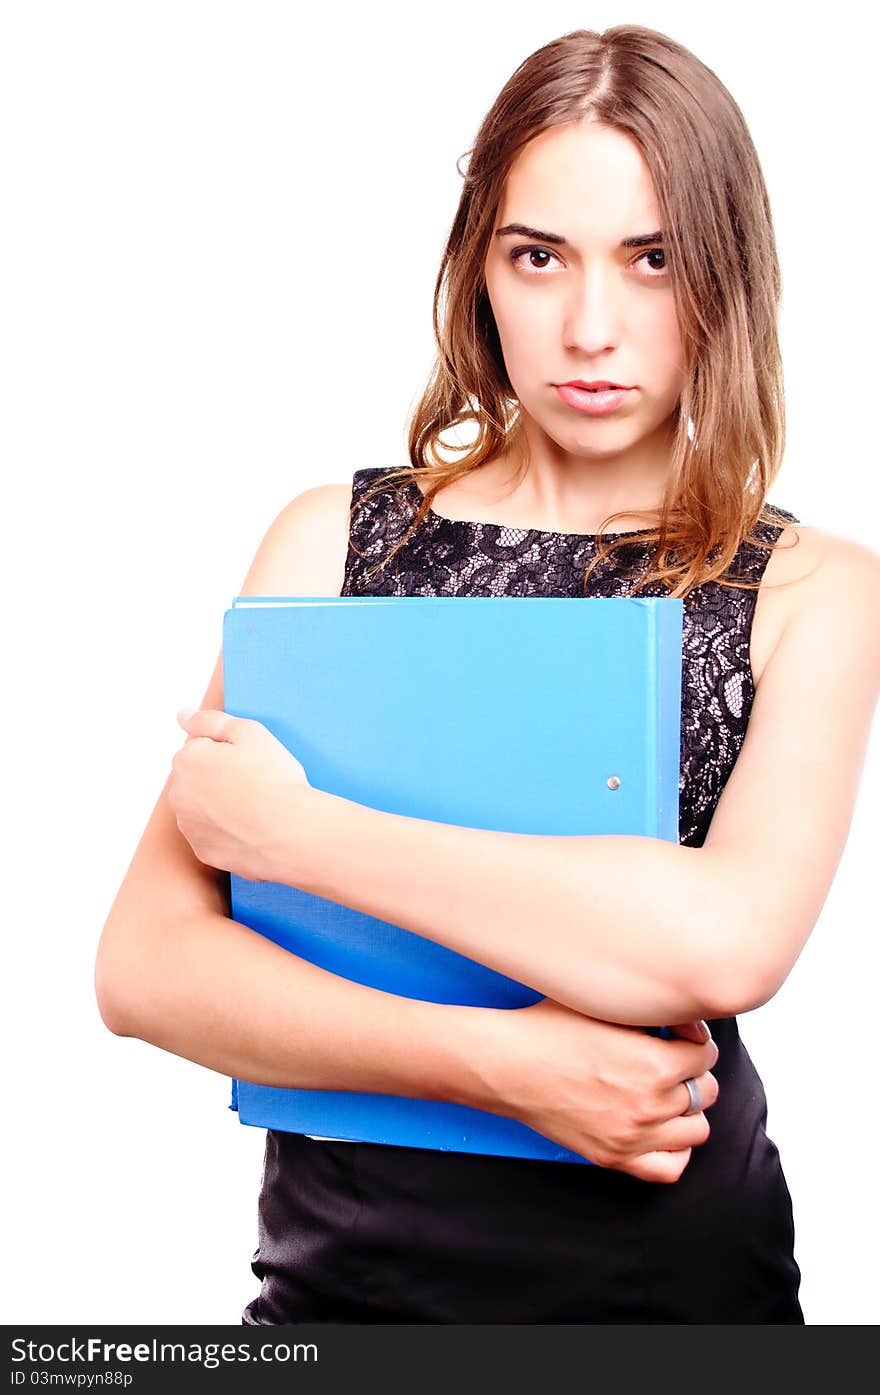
[177,707,196,722]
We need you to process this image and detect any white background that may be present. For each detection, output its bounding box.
[3,0,877,1326]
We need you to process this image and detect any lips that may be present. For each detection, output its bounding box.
[554,382,633,416]
[562,380,630,391]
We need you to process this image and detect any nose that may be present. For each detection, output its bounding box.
[562,265,624,356]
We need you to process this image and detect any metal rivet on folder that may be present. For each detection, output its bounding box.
[606,776,621,790]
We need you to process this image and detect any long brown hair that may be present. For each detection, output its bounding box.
[351,24,798,598]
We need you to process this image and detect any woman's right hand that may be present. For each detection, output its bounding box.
[475,998,720,1183]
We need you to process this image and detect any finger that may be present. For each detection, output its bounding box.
[176,707,237,742]
[661,1069,719,1119]
[617,1148,693,1184]
[666,1019,711,1044]
[663,1034,719,1080]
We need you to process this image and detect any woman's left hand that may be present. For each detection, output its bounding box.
[169,707,315,884]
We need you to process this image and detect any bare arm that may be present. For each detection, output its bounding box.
[298,797,722,1027]
[96,778,719,1181]
[99,776,499,1112]
[95,487,492,1105]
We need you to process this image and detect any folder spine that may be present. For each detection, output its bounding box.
[658,599,684,843]
[646,602,660,839]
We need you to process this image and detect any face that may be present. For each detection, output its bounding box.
[483,120,687,471]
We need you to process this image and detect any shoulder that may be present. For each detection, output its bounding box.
[276,480,354,534]
[758,520,880,681]
[767,519,880,603]
[237,480,354,599]
[796,526,880,664]
[749,518,880,689]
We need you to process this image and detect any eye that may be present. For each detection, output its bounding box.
[636,247,668,276]
[508,245,668,278]
[508,247,563,273]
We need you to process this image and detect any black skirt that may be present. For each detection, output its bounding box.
[240,1019,804,1325]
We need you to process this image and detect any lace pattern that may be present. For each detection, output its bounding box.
[342,467,799,848]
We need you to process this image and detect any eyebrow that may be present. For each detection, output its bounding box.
[494,223,664,249]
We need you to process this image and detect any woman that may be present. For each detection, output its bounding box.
[95,26,880,1323]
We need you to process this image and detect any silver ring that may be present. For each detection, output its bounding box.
[682,1077,702,1115]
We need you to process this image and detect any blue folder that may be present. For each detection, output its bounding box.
[223,595,683,1164]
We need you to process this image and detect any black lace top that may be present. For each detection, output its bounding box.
[342,466,799,848]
